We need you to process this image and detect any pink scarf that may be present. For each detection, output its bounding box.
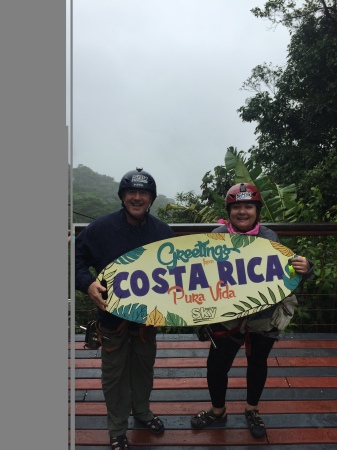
[227,222,260,235]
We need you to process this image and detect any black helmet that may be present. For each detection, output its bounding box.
[118,167,157,203]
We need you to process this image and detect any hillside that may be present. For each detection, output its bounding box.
[71,164,175,222]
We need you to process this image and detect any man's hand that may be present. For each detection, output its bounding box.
[87,281,108,311]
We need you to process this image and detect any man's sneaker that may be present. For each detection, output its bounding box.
[244,409,266,438]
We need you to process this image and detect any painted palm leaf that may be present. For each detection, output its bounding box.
[115,303,147,322]
[114,247,146,265]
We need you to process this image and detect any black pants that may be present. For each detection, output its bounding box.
[207,331,276,408]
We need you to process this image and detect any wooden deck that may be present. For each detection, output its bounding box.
[70,332,337,449]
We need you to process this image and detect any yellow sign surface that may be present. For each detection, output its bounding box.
[97,233,301,327]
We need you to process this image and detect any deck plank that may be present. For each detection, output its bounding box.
[72,376,291,390]
[72,355,337,368]
[72,339,337,350]
[72,399,337,415]
[70,333,337,448]
[74,427,337,446]
[72,376,337,390]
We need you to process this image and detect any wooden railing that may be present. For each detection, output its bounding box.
[74,222,337,236]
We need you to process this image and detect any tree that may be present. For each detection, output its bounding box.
[238,1,337,216]
[195,148,299,223]
[200,165,233,202]
[73,192,117,222]
[149,194,176,218]
[199,147,238,221]
[251,0,337,31]
[157,191,207,223]
[158,148,299,224]
[158,147,250,224]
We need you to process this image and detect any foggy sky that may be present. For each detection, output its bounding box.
[70,0,290,199]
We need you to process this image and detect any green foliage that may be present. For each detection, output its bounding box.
[158,147,239,224]
[158,147,300,224]
[195,148,300,223]
[240,165,299,223]
[157,191,210,223]
[239,2,337,216]
[73,192,118,222]
[239,1,337,329]
[72,164,120,222]
[281,187,337,332]
[72,164,120,200]
[198,148,240,221]
[151,194,176,218]
[251,0,337,31]
[74,290,96,332]
[200,165,233,203]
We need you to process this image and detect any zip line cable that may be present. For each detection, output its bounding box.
[69,204,96,221]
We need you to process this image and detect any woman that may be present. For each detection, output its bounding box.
[191,183,313,438]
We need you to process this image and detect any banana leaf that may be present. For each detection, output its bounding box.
[224,149,299,222]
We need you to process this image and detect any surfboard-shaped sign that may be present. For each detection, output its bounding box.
[96,233,301,327]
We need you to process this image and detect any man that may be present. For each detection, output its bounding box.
[75,168,175,450]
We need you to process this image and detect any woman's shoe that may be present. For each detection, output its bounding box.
[191,406,227,429]
[244,409,266,438]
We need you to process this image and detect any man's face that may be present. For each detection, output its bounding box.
[122,189,153,223]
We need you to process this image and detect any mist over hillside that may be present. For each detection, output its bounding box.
[71,164,175,223]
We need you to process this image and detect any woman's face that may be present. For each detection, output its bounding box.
[229,202,258,232]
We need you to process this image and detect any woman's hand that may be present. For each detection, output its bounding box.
[291,256,310,275]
